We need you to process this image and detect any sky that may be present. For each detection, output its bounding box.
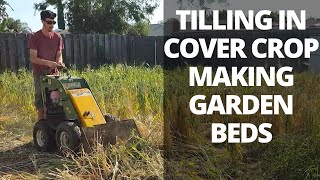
[5,0,320,32]
[5,0,164,32]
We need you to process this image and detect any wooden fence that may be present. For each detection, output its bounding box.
[1,30,319,72]
[0,33,164,71]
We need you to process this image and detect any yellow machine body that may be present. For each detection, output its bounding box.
[67,88,106,127]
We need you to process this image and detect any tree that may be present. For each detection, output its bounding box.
[0,17,32,33]
[0,0,13,32]
[0,1,32,33]
[6,18,32,33]
[0,0,12,19]
[34,0,158,35]
[126,20,150,36]
[177,0,230,9]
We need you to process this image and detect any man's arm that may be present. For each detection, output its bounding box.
[56,34,64,66]
[30,49,58,68]
[56,50,63,65]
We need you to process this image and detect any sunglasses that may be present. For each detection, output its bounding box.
[45,20,56,25]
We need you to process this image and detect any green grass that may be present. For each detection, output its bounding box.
[0,65,320,179]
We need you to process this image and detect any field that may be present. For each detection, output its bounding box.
[0,65,320,179]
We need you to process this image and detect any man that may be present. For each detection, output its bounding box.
[28,10,65,121]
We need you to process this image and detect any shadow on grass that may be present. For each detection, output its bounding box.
[0,142,69,178]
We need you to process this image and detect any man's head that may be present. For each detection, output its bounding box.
[41,10,56,32]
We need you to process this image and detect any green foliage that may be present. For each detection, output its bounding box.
[177,0,230,9]
[0,17,31,33]
[127,20,150,36]
[0,0,12,19]
[5,18,31,33]
[0,0,12,32]
[0,17,7,32]
[0,1,31,33]
[34,0,158,35]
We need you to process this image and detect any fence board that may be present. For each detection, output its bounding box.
[5,37,10,69]
[79,34,86,67]
[98,34,104,66]
[135,36,155,66]
[92,34,97,67]
[61,34,66,67]
[86,34,93,68]
[64,34,72,66]
[26,34,31,69]
[156,36,164,65]
[73,34,79,66]
[8,34,17,71]
[105,35,110,63]
[122,35,128,63]
[111,35,117,63]
[130,36,135,65]
[15,34,21,69]
[118,35,122,63]
[116,35,121,63]
[0,33,7,69]
[17,34,26,68]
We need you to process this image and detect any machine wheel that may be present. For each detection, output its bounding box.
[56,121,82,152]
[104,113,117,122]
[33,120,56,152]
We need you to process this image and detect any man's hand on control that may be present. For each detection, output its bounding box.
[57,62,65,67]
[47,61,60,69]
